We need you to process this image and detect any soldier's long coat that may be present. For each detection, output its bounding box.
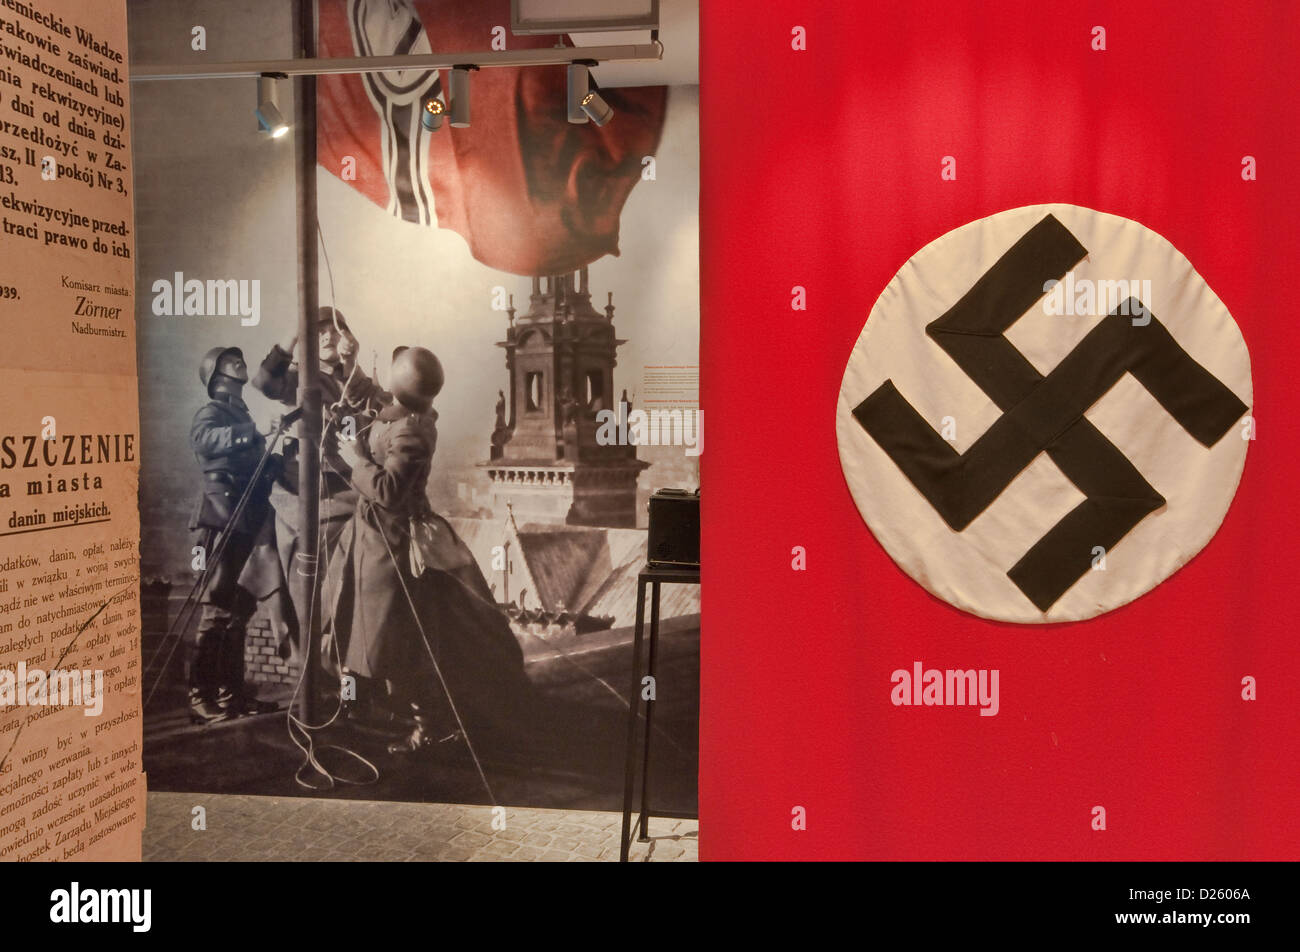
[324,404,532,729]
[251,344,392,647]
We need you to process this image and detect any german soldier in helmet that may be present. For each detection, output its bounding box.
[188,346,280,722]
[252,307,393,675]
[329,347,534,755]
[253,306,392,431]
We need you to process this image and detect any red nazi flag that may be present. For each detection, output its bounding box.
[316,0,667,277]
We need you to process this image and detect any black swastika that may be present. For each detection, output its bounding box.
[853,214,1248,612]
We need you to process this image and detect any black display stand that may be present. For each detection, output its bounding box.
[620,565,701,862]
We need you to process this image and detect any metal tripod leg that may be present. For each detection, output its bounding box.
[638,581,661,841]
[620,576,647,862]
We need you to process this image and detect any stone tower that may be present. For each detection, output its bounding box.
[483,268,648,528]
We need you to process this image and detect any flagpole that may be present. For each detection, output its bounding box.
[293,0,322,725]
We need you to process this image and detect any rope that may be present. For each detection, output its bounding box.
[284,394,496,805]
[281,225,384,790]
[283,408,379,791]
[289,232,495,799]
[143,423,287,711]
[373,506,497,806]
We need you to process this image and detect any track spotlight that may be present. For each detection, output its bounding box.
[567,62,594,124]
[580,89,614,126]
[255,74,289,138]
[421,96,445,132]
[449,65,477,128]
[258,102,289,138]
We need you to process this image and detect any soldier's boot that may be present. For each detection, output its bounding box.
[218,623,278,717]
[386,702,462,755]
[339,666,366,723]
[188,624,227,724]
[341,669,403,731]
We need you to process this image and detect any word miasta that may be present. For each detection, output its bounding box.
[0,472,104,500]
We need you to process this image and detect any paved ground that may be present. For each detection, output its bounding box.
[143,791,697,862]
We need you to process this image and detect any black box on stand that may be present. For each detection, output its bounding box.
[647,488,700,569]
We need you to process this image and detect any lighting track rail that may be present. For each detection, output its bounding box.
[129,42,663,82]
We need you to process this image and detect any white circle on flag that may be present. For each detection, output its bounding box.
[836,204,1253,624]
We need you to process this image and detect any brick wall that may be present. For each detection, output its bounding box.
[244,607,299,687]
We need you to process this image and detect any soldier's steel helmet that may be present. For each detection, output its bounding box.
[199,346,246,397]
[317,306,350,333]
[390,347,444,411]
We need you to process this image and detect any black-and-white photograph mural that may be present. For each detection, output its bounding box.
[129,0,699,817]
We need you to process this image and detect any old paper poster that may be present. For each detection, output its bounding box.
[0,0,141,861]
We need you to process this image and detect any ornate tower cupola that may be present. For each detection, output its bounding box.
[483,267,648,528]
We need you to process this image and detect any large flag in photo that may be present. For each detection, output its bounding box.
[317,0,668,276]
